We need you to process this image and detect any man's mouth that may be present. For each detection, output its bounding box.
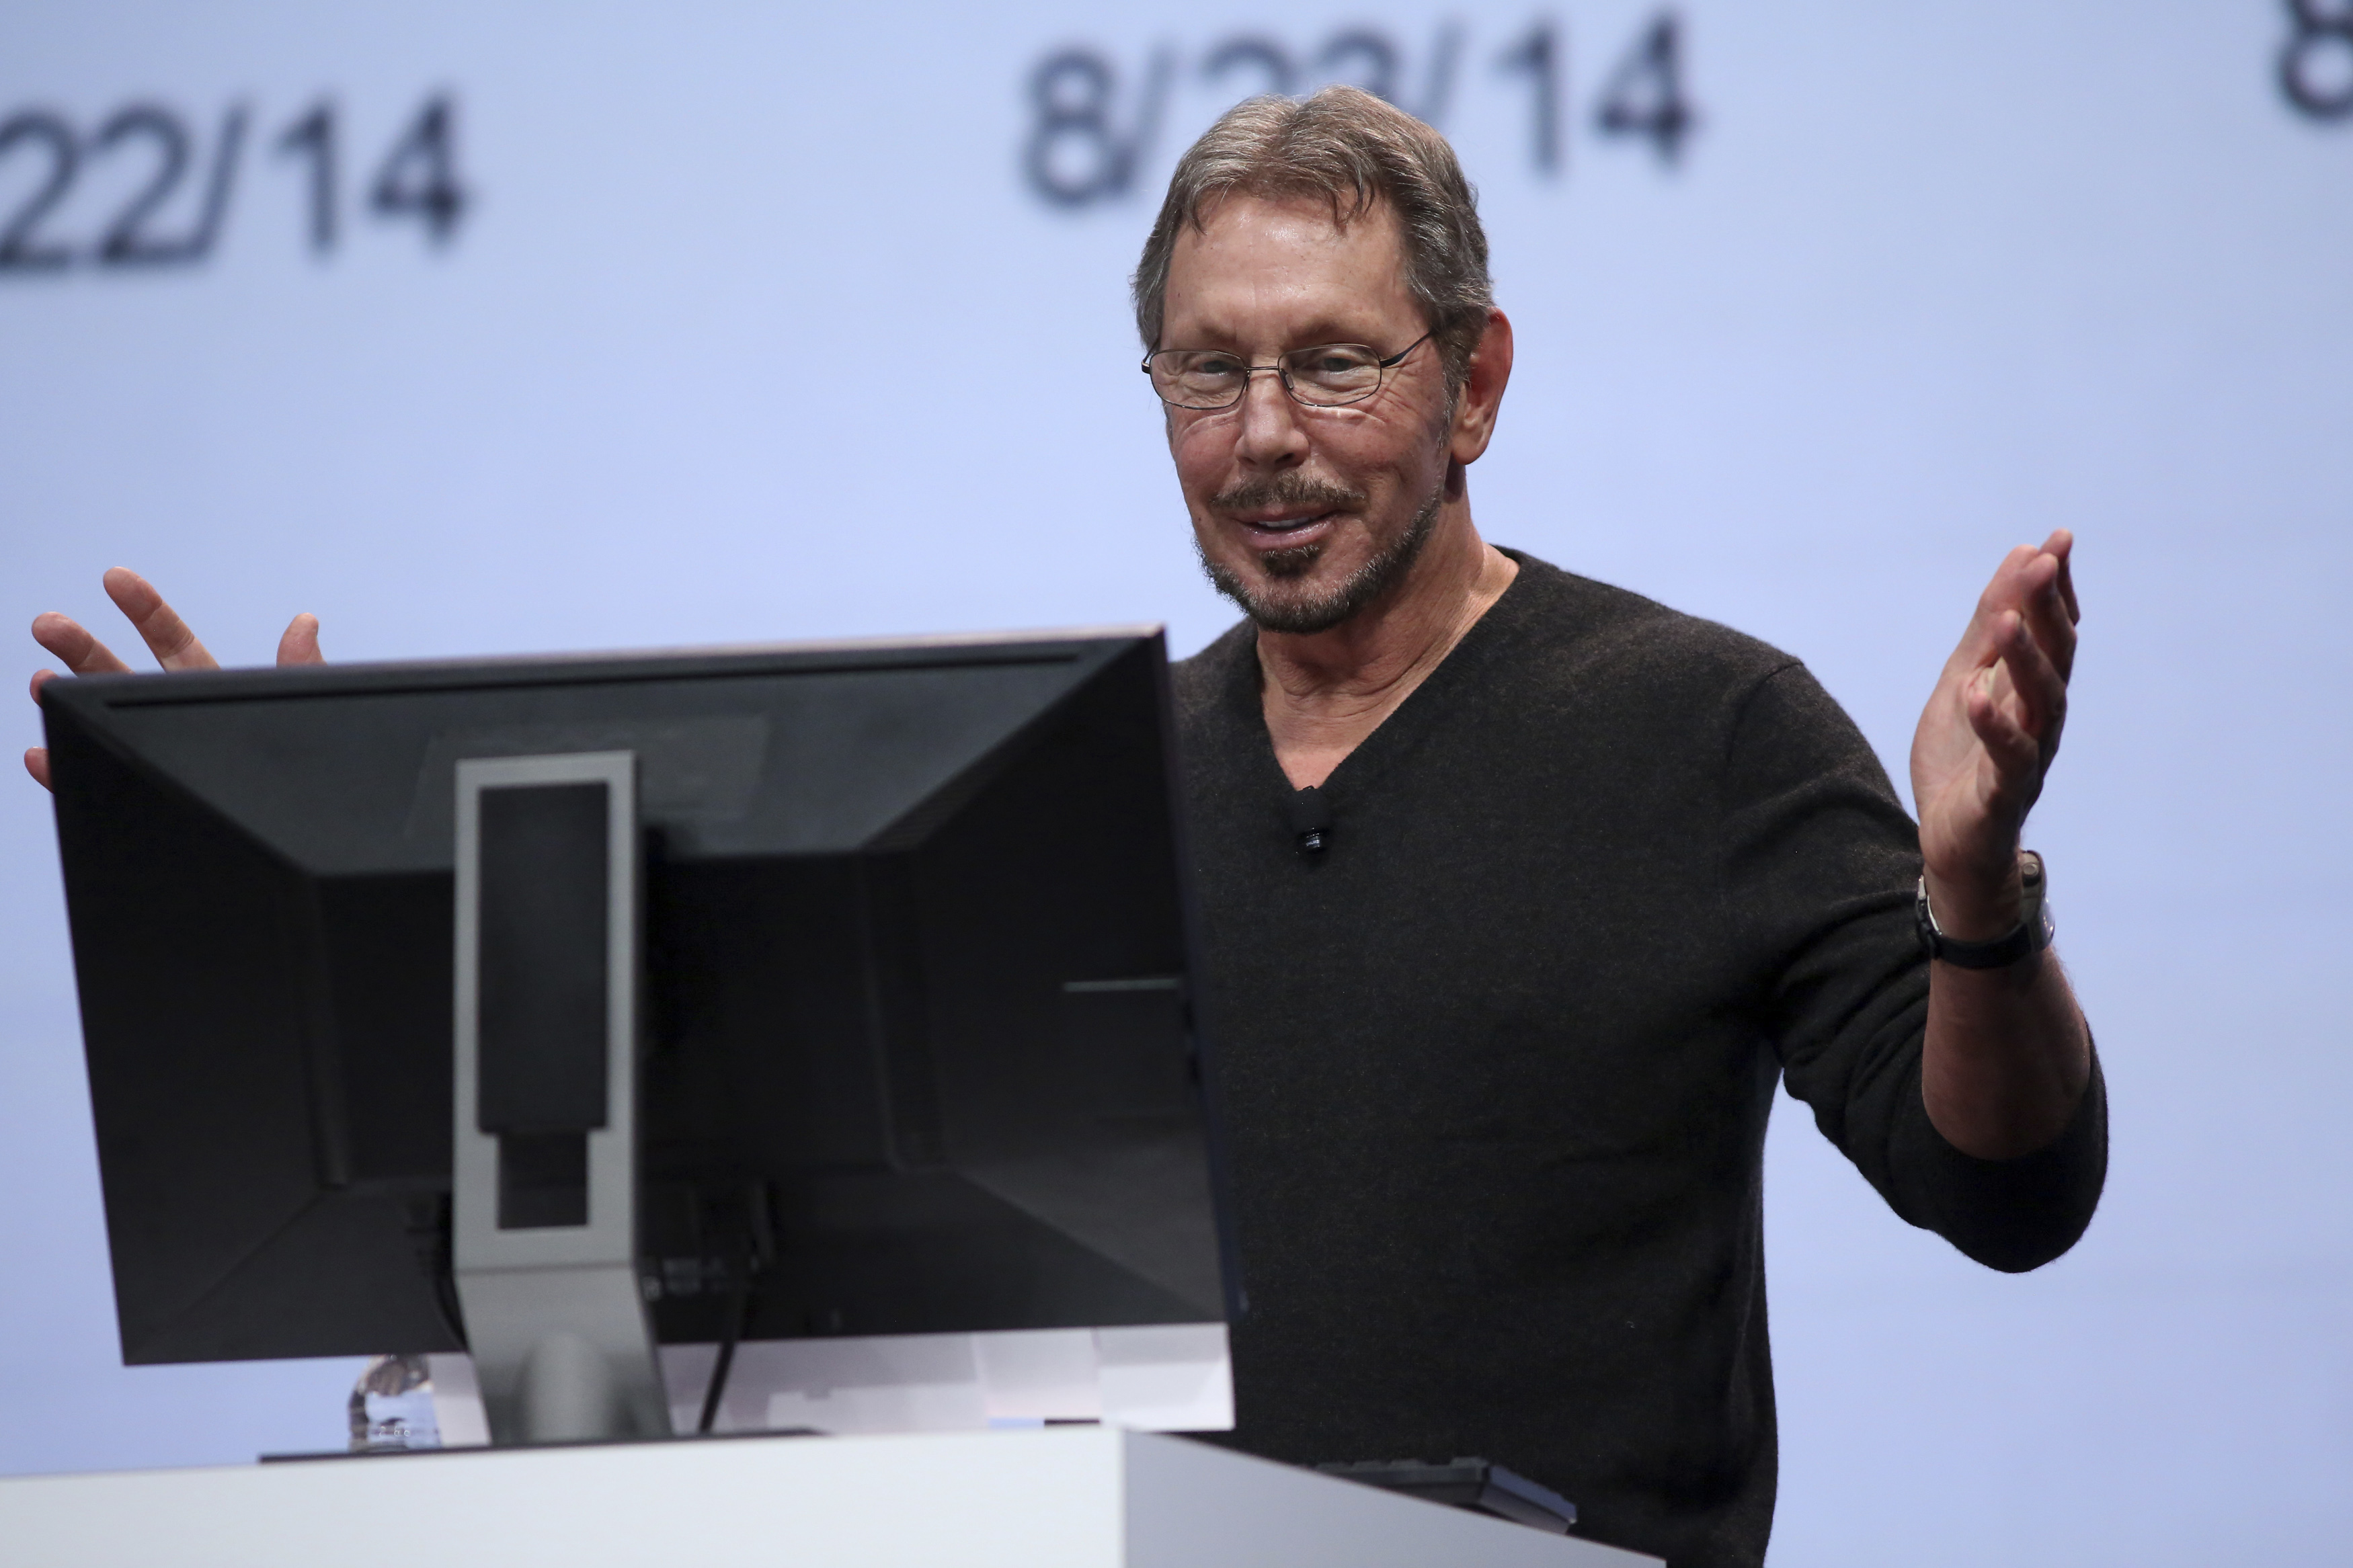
[1209,476,1365,555]
[1236,511,1339,546]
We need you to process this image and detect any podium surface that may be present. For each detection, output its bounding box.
[0,1425,1659,1566]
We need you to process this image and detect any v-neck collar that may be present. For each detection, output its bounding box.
[1224,548,1541,808]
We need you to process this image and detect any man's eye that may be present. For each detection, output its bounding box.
[1295,351,1373,378]
[1191,356,1244,376]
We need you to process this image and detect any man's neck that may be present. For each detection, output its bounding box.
[1254,499,1518,790]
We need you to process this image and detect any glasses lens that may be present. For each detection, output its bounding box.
[1152,350,1248,408]
[1283,344,1384,405]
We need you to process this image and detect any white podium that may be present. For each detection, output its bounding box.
[0,1425,1659,1566]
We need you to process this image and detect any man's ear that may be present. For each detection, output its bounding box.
[1449,308,1514,466]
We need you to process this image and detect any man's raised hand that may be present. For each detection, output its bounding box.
[24,568,322,790]
[1909,529,2080,939]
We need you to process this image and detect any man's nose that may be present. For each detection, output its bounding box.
[1234,367,1308,466]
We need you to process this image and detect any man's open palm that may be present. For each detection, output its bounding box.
[24,568,321,790]
[1910,530,2079,931]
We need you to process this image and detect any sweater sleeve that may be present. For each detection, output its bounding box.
[1719,661,2106,1272]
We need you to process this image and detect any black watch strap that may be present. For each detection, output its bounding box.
[1915,852,2055,969]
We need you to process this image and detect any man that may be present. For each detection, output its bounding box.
[28,88,2101,1568]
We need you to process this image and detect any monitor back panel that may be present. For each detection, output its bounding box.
[41,632,1232,1364]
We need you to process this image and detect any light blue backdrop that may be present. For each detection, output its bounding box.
[3,4,2348,1563]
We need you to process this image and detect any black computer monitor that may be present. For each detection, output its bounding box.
[40,629,1236,1384]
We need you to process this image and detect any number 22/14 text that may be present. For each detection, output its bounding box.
[0,93,469,276]
[1025,11,1696,208]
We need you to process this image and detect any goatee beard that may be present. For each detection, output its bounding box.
[1199,480,1446,635]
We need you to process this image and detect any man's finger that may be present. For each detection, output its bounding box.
[1964,682,2041,814]
[101,567,218,672]
[24,747,50,792]
[2018,551,2078,686]
[1995,611,2067,747]
[2042,528,2080,626]
[31,612,134,679]
[1978,649,2018,712]
[276,613,324,666]
[1950,544,2040,679]
[1971,544,2039,625]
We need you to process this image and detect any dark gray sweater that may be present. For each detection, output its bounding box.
[1172,551,2106,1568]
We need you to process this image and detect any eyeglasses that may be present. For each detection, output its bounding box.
[1142,332,1432,410]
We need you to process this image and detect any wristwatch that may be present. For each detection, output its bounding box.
[1915,851,2055,969]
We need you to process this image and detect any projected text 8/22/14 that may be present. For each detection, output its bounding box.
[1023,12,1697,209]
[0,93,467,276]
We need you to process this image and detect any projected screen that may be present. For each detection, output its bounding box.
[4,5,2349,1565]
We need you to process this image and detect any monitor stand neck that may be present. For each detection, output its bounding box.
[448,750,670,1446]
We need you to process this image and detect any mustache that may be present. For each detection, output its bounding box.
[1208,472,1367,515]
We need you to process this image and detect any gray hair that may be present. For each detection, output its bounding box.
[1131,86,1494,388]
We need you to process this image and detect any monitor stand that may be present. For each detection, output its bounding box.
[448,751,670,1445]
